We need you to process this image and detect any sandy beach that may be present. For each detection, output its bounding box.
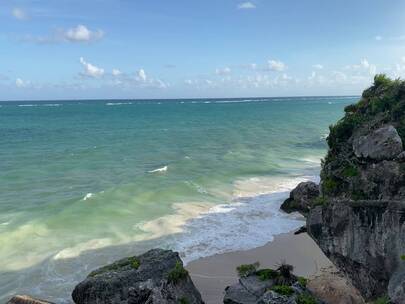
[187,232,332,304]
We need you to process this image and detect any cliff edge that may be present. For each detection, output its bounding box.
[306,75,405,302]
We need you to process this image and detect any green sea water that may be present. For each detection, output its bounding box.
[0,97,356,301]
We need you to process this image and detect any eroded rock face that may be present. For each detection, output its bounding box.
[280,182,319,214]
[388,264,405,304]
[307,201,405,300]
[72,249,203,304]
[352,125,403,160]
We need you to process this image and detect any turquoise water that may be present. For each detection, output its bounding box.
[0,97,356,301]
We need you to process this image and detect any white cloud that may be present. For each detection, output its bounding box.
[360,58,370,69]
[137,69,147,82]
[237,2,256,9]
[267,60,286,72]
[12,8,27,20]
[313,64,323,70]
[215,67,231,75]
[375,35,382,41]
[112,69,122,76]
[65,25,104,42]
[79,57,105,78]
[15,78,30,88]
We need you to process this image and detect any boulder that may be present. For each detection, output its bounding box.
[280,182,319,214]
[388,264,405,304]
[72,248,203,304]
[352,125,403,160]
[6,296,54,304]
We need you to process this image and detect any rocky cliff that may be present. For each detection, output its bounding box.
[305,75,405,302]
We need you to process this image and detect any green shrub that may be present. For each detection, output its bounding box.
[179,297,189,304]
[128,257,140,269]
[312,196,327,207]
[88,256,140,277]
[236,262,260,277]
[168,261,189,284]
[342,165,358,177]
[401,255,405,261]
[374,74,393,88]
[256,268,279,281]
[323,177,339,194]
[297,276,308,287]
[327,113,364,149]
[351,190,367,201]
[344,104,357,113]
[271,285,294,296]
[372,295,390,304]
[297,293,317,304]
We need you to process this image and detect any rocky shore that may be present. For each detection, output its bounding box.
[6,75,405,303]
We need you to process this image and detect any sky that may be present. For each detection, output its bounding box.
[2,0,405,100]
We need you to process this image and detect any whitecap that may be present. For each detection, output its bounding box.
[83,193,94,201]
[106,102,132,106]
[148,165,168,173]
[43,104,62,107]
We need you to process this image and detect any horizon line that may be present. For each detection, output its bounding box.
[0,94,361,103]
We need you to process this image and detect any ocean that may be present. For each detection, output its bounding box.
[0,96,356,302]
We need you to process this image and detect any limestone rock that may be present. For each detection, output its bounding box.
[388,264,405,304]
[72,248,203,304]
[280,182,319,214]
[307,201,405,300]
[6,296,54,304]
[352,125,403,160]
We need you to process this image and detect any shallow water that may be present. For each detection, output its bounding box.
[0,96,356,301]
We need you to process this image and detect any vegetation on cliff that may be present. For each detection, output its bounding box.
[320,74,405,201]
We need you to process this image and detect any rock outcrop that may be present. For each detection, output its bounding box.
[6,296,54,304]
[72,249,203,304]
[352,124,403,160]
[306,75,405,303]
[280,181,319,214]
[223,263,321,304]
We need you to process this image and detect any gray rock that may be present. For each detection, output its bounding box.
[388,264,405,304]
[223,283,258,304]
[6,296,54,304]
[240,276,274,297]
[352,125,403,160]
[307,201,405,300]
[256,291,296,304]
[71,248,203,304]
[281,182,319,214]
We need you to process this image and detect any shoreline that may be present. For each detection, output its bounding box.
[186,231,332,304]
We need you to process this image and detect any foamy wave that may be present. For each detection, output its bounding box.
[83,193,94,201]
[171,175,316,264]
[54,238,113,260]
[43,104,62,107]
[148,165,168,173]
[106,102,132,106]
[174,191,305,264]
[134,202,213,241]
[18,104,38,107]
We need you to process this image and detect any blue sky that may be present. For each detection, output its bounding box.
[2,0,405,100]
